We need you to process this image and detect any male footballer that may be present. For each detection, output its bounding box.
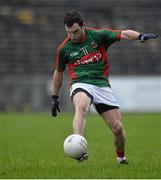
[51,10,157,164]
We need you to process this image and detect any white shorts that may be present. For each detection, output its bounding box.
[69,83,119,108]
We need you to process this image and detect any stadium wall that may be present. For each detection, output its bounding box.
[0,76,160,113]
[108,76,161,112]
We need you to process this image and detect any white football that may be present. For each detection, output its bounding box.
[63,134,88,160]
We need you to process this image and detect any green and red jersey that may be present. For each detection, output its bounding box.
[56,27,121,87]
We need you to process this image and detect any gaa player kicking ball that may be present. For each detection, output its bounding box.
[51,10,157,164]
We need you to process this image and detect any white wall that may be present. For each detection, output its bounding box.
[110,76,161,112]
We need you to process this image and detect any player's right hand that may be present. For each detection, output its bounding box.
[51,95,60,117]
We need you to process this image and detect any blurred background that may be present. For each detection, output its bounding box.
[0,0,160,113]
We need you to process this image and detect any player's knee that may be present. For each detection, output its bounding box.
[113,123,123,136]
[76,103,89,115]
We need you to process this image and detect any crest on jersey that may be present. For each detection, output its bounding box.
[91,41,97,49]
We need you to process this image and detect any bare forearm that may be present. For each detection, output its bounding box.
[121,30,140,40]
[52,70,63,96]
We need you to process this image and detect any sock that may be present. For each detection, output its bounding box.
[116,150,126,163]
[117,150,124,158]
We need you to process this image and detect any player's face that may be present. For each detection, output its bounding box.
[65,23,85,43]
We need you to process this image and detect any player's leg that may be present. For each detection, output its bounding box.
[70,86,93,161]
[100,108,128,164]
[93,85,128,164]
[72,91,92,135]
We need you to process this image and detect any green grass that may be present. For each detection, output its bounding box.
[0,112,161,179]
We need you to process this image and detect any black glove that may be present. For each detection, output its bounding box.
[138,33,158,43]
[51,95,60,117]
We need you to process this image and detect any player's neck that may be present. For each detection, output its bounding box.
[72,30,86,44]
[78,35,87,43]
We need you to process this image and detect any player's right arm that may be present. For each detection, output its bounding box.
[52,69,64,96]
[51,38,69,117]
[52,37,69,96]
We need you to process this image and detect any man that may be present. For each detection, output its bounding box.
[51,10,157,164]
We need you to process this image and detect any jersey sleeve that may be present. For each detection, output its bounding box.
[55,37,70,71]
[55,47,66,72]
[94,29,121,48]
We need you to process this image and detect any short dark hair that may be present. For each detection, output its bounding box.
[64,10,85,27]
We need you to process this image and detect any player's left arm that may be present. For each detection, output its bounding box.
[121,30,158,42]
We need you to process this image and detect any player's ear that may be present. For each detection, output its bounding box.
[82,21,86,27]
[81,22,86,30]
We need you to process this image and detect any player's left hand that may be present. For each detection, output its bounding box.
[138,33,158,43]
[51,95,60,117]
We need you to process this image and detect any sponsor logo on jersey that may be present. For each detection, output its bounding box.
[74,50,102,66]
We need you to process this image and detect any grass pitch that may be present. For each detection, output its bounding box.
[0,112,160,179]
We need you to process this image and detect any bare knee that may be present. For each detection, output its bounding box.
[113,123,124,136]
[76,103,89,115]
